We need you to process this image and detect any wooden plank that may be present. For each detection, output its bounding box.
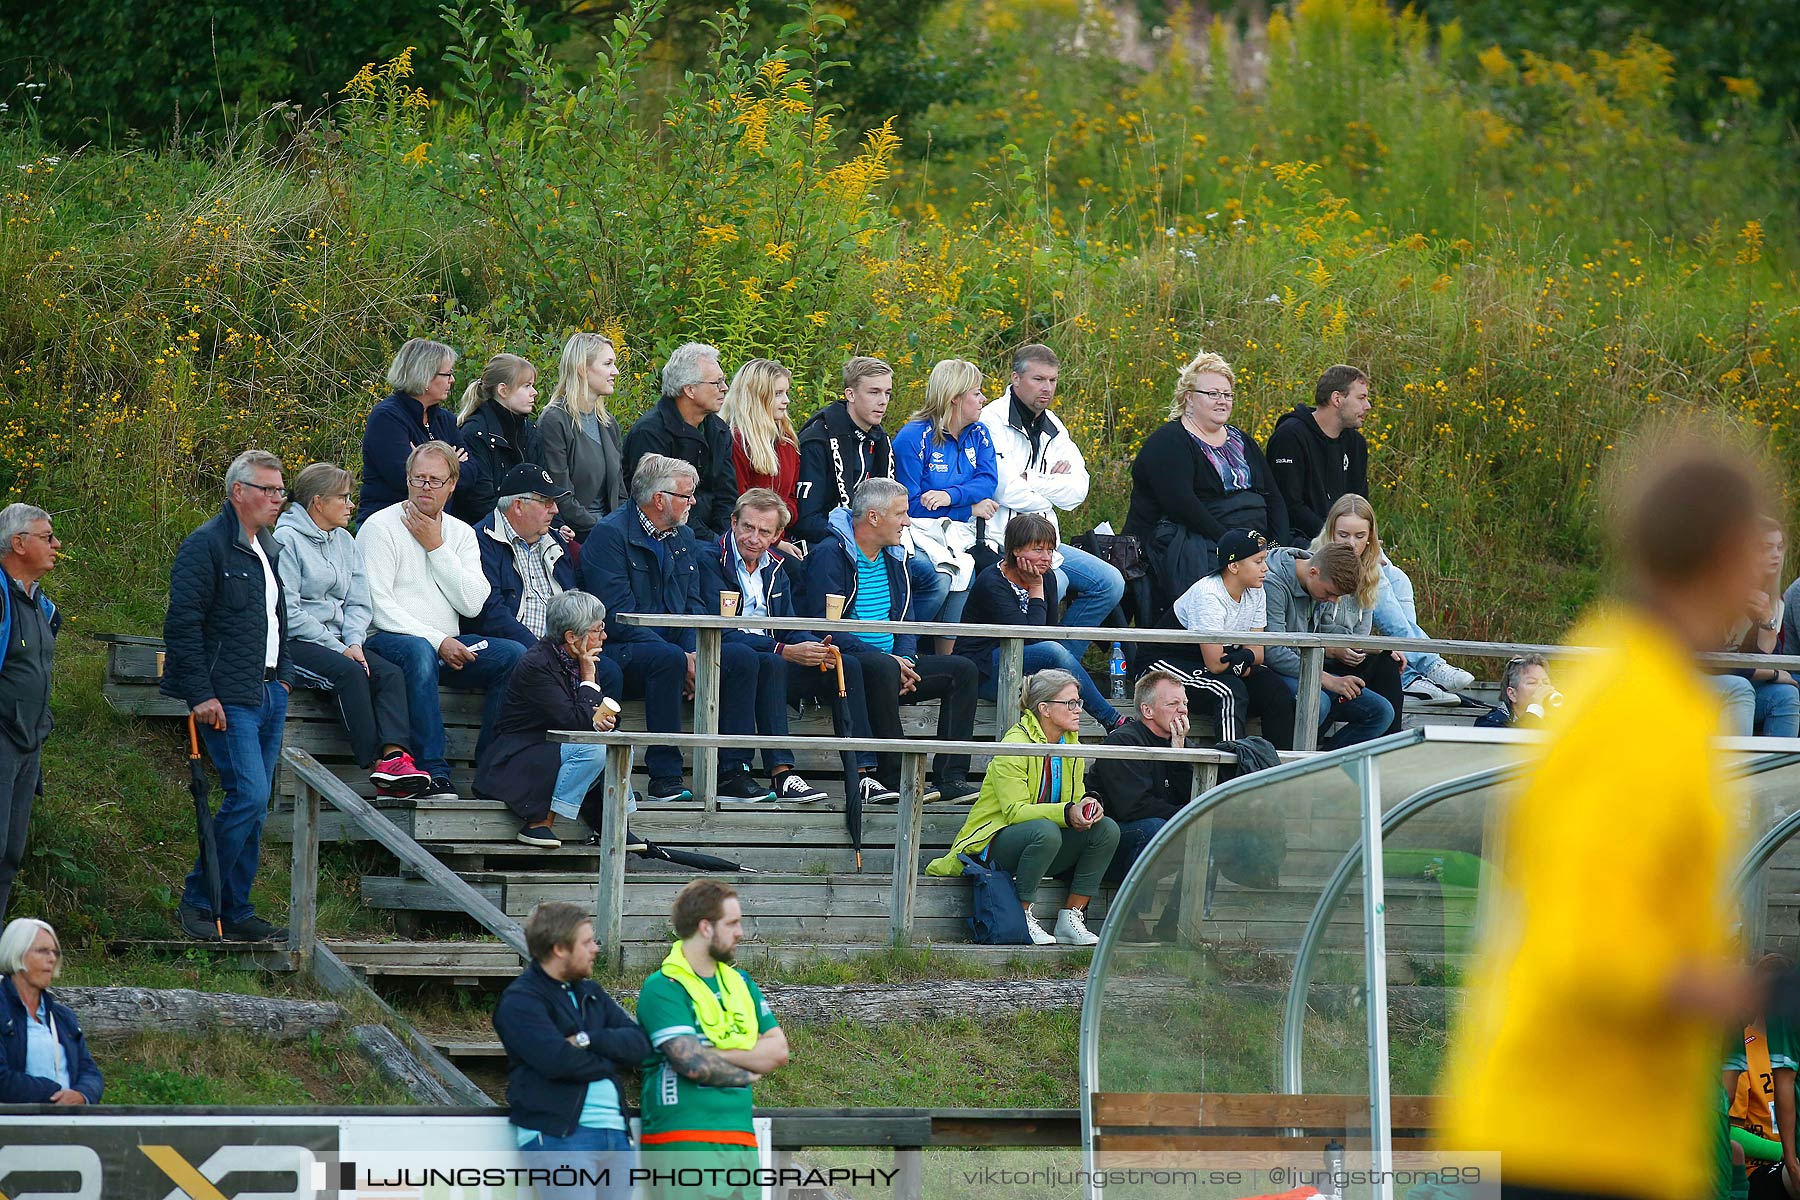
[1294,646,1323,752]
[352,1024,460,1105]
[556,730,1311,765]
[994,639,1025,743]
[594,742,634,965]
[287,779,320,972]
[889,752,927,944]
[1092,1092,1436,1129]
[693,626,722,815]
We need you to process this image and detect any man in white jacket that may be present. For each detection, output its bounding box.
[359,441,526,801]
[980,344,1124,656]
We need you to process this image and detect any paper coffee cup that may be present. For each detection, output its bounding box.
[594,696,621,730]
[824,593,846,621]
[719,591,741,618]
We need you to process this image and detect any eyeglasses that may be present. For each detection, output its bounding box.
[15,530,58,543]
[434,371,456,379]
[1043,698,1085,712]
[1189,388,1235,401]
[702,378,728,389]
[241,483,289,500]
[408,476,452,491]
[661,490,697,504]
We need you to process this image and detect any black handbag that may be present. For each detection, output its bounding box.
[1069,529,1148,581]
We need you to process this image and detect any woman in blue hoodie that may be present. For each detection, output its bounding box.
[894,359,1000,642]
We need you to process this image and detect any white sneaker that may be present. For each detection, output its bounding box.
[1054,907,1099,945]
[1425,661,1475,692]
[1402,677,1461,707]
[1022,908,1056,946]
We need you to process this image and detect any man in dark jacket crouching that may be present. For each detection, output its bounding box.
[496,901,650,1200]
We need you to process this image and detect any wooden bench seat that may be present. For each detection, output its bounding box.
[1091,1091,1439,1151]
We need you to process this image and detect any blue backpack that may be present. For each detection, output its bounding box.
[959,852,1032,945]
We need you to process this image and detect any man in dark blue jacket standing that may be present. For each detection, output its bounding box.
[470,464,581,648]
[580,454,761,804]
[801,478,978,802]
[495,901,649,1200]
[0,504,60,922]
[162,451,295,942]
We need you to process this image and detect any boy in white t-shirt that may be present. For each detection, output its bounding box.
[1146,529,1299,748]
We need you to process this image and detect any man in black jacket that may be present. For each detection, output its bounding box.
[0,504,60,922]
[1264,364,1370,544]
[495,901,649,1200]
[621,343,737,542]
[791,356,895,550]
[161,451,295,943]
[1090,670,1193,882]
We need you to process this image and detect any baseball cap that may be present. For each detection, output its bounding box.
[499,463,571,501]
[1215,528,1270,573]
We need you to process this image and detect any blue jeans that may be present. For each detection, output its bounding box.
[972,641,1121,727]
[1757,678,1800,738]
[733,645,796,775]
[551,743,608,822]
[185,681,288,922]
[1371,561,1443,686]
[518,1125,635,1200]
[1272,670,1393,749]
[1713,674,1755,736]
[365,632,527,780]
[1105,816,1167,884]
[911,562,952,623]
[1052,541,1125,658]
[603,638,688,785]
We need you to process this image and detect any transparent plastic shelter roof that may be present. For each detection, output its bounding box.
[1079,726,1800,1156]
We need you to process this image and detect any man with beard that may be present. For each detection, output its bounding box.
[636,879,787,1198]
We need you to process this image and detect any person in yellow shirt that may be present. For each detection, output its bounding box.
[1441,440,1770,1200]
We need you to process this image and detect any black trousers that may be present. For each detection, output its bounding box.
[1142,649,1299,750]
[286,639,412,767]
[852,652,977,785]
[1339,648,1405,737]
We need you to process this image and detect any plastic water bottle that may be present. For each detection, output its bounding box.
[1109,642,1127,702]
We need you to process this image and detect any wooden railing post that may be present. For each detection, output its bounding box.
[1294,645,1324,752]
[595,740,635,967]
[287,777,320,970]
[888,752,928,945]
[694,625,722,812]
[1177,753,1216,943]
[994,636,1025,742]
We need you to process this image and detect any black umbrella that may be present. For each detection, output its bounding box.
[825,645,865,872]
[185,715,225,939]
[633,840,758,873]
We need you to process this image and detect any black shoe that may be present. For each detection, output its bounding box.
[222,913,289,943]
[587,827,652,852]
[517,821,561,848]
[717,772,774,802]
[647,778,694,803]
[773,772,828,804]
[932,778,980,804]
[419,776,459,801]
[179,902,222,942]
[857,775,900,805]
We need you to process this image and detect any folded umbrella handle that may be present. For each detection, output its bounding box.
[186,713,201,761]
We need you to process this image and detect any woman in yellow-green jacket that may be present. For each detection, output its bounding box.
[926,669,1119,945]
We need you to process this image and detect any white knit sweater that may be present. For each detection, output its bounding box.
[355,503,491,645]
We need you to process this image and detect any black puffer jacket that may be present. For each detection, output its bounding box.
[161,504,294,708]
[454,402,543,523]
[620,397,737,543]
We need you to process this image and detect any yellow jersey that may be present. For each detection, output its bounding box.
[1440,608,1740,1200]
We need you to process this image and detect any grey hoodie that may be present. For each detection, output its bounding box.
[1261,546,1321,677]
[272,505,373,652]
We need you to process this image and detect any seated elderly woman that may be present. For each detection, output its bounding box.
[926,669,1119,947]
[475,590,630,849]
[0,918,102,1104]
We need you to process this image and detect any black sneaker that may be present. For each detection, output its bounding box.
[773,772,828,804]
[517,822,561,848]
[716,773,774,802]
[584,828,651,852]
[419,776,459,801]
[647,778,694,803]
[222,913,289,943]
[179,902,222,942]
[932,778,980,804]
[857,775,900,805]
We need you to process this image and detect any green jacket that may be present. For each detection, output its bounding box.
[925,712,1085,876]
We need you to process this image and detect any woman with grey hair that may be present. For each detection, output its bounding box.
[0,918,102,1104]
[925,669,1118,946]
[358,337,482,524]
[474,591,630,848]
[620,341,738,542]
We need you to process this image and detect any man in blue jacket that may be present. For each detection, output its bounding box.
[698,488,891,806]
[0,504,60,922]
[470,463,581,648]
[162,451,295,942]
[494,902,648,1200]
[579,454,761,803]
[801,478,978,802]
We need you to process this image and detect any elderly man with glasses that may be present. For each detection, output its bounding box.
[162,451,297,942]
[0,504,61,923]
[580,454,763,804]
[621,342,739,543]
[359,441,526,804]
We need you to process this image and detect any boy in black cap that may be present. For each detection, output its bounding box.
[1143,529,1298,748]
[469,463,583,647]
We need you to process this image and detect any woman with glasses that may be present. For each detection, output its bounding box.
[0,918,101,1104]
[1124,349,1289,616]
[926,669,1119,947]
[274,463,431,798]
[358,337,479,525]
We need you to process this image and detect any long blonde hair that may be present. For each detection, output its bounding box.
[456,353,537,423]
[909,358,983,443]
[549,331,616,424]
[1309,493,1383,608]
[1169,349,1235,419]
[721,358,796,476]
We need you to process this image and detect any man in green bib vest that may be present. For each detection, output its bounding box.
[636,879,787,1199]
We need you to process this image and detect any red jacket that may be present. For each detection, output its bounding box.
[732,432,801,528]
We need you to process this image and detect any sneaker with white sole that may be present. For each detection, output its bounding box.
[370,751,431,796]
[857,775,900,805]
[517,821,561,848]
[1402,677,1461,707]
[1425,661,1475,692]
[1055,907,1099,946]
[1022,908,1057,946]
[773,772,828,803]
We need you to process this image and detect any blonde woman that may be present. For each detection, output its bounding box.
[1308,493,1404,736]
[723,358,801,533]
[894,358,1000,633]
[453,352,540,522]
[538,332,626,541]
[1123,349,1289,610]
